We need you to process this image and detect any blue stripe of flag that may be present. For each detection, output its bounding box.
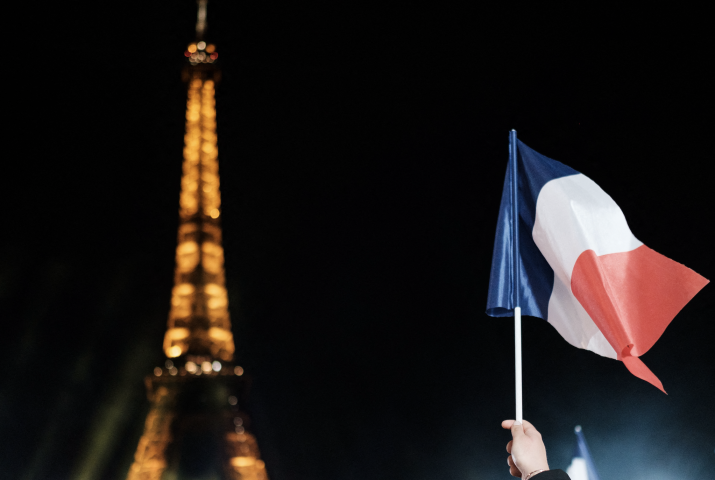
[486,140,578,320]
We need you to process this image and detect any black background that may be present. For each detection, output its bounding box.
[1,1,713,479]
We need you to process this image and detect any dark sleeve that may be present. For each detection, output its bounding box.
[532,470,570,480]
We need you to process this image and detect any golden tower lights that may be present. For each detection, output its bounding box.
[126,2,270,479]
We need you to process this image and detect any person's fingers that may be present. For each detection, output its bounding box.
[507,456,521,478]
[506,440,513,454]
[502,419,515,430]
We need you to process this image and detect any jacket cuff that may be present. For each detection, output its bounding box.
[532,470,571,480]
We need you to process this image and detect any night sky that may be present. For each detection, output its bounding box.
[2,2,714,479]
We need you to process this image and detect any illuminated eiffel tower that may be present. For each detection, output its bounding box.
[126,2,270,479]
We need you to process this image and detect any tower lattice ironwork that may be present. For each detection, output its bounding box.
[126,3,270,479]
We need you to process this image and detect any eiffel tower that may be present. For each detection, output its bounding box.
[126,2,270,479]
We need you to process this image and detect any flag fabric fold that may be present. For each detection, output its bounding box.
[486,140,709,392]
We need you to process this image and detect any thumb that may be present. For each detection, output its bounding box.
[511,421,525,438]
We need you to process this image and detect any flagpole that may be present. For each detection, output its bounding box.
[510,129,523,424]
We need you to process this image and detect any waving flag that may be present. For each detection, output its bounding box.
[486,138,708,392]
[565,426,601,480]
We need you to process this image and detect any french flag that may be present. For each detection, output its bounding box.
[486,139,709,392]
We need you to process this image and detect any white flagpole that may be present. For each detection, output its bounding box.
[510,129,523,424]
[515,306,522,423]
